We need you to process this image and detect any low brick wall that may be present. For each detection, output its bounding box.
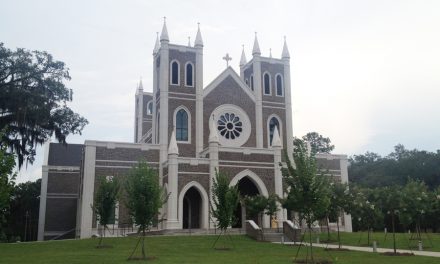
[246,220,263,241]
[283,221,301,242]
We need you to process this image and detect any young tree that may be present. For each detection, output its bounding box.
[0,43,88,167]
[244,195,267,240]
[327,180,351,248]
[125,162,167,260]
[282,141,330,262]
[379,186,402,254]
[211,170,239,249]
[93,176,119,248]
[0,139,16,241]
[265,194,279,228]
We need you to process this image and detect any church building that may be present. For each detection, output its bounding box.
[37,20,352,240]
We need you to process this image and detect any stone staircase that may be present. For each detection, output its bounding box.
[245,220,301,243]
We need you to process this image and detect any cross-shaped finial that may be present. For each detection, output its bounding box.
[188,36,191,47]
[222,53,232,68]
[163,16,166,22]
[269,48,272,58]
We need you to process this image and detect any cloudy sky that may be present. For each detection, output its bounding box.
[1,0,439,182]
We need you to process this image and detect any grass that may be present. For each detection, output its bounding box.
[315,231,440,252]
[0,234,439,263]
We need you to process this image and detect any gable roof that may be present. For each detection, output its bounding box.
[203,66,255,102]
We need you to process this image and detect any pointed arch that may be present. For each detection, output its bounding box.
[146,100,153,115]
[170,60,180,85]
[229,169,269,197]
[267,114,282,147]
[263,72,271,95]
[178,181,209,229]
[185,62,194,87]
[275,73,284,97]
[173,106,191,143]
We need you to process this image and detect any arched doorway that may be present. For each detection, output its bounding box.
[182,187,202,229]
[233,177,260,228]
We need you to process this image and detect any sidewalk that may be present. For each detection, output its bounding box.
[275,242,440,258]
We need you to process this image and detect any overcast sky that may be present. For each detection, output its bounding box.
[1,0,439,183]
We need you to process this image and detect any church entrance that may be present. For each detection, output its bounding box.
[232,176,260,228]
[182,187,202,229]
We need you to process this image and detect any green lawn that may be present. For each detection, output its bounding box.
[318,231,440,252]
[0,235,439,264]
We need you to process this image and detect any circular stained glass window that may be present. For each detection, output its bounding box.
[217,113,243,139]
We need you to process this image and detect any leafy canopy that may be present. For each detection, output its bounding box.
[94,177,120,227]
[0,43,88,167]
[210,170,239,231]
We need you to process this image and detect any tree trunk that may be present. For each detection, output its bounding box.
[337,219,341,249]
[327,217,331,242]
[308,222,314,263]
[392,213,396,254]
[141,228,146,259]
[367,225,370,246]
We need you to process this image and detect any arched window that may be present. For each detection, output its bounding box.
[245,79,249,86]
[146,101,153,115]
[170,60,179,85]
[250,74,254,91]
[263,73,271,95]
[276,74,283,96]
[176,109,188,141]
[185,63,193,87]
[268,117,280,146]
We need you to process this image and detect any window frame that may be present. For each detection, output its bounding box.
[263,72,271,95]
[173,106,191,144]
[170,60,180,85]
[275,73,284,97]
[267,115,282,147]
[184,62,194,87]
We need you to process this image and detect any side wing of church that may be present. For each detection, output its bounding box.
[37,21,352,241]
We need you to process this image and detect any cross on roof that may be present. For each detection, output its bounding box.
[222,53,232,68]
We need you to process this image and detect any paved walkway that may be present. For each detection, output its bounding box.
[274,242,440,258]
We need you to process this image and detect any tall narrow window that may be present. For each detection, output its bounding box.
[171,61,179,85]
[250,75,254,91]
[176,109,188,141]
[264,73,271,95]
[147,101,153,115]
[185,63,193,86]
[276,74,283,96]
[269,117,280,146]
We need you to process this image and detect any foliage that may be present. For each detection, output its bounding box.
[93,176,119,247]
[378,186,403,253]
[349,186,384,233]
[0,43,88,167]
[281,140,330,262]
[399,179,429,231]
[349,144,440,189]
[297,132,335,154]
[327,180,352,248]
[265,194,279,223]
[124,161,167,259]
[244,195,267,222]
[0,137,16,241]
[6,179,41,242]
[210,170,239,232]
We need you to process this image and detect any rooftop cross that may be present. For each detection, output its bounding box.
[222,53,232,68]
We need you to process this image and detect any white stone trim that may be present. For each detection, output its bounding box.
[37,166,49,241]
[79,145,96,238]
[266,114,283,148]
[169,91,196,97]
[178,181,209,229]
[168,96,196,101]
[220,164,274,170]
[218,146,274,155]
[169,59,180,85]
[168,43,198,52]
[262,105,286,110]
[173,105,191,144]
[84,140,160,150]
[229,169,269,197]
[184,61,194,87]
[263,71,272,95]
[211,104,251,147]
[275,73,284,97]
[203,67,255,102]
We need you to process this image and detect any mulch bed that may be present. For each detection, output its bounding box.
[381,252,415,256]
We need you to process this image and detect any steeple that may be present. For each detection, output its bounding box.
[188,36,191,47]
[239,45,247,66]
[208,115,219,143]
[153,32,160,55]
[138,78,143,91]
[271,126,282,148]
[168,129,179,155]
[160,17,169,42]
[252,32,261,56]
[281,36,290,59]
[194,23,203,47]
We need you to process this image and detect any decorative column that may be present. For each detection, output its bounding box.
[194,23,204,156]
[252,33,263,148]
[208,117,219,228]
[282,37,294,160]
[271,127,285,224]
[79,143,96,238]
[167,130,180,229]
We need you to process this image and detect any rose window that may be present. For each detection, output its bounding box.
[217,113,243,140]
